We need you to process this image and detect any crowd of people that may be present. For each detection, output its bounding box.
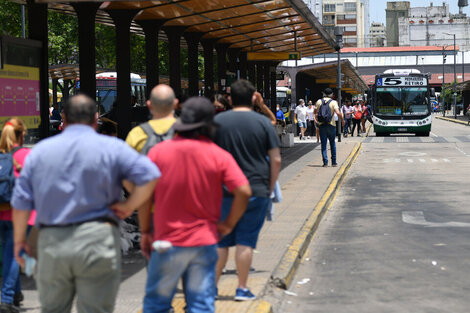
[0,79,281,313]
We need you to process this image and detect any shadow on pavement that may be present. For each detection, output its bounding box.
[281,143,320,171]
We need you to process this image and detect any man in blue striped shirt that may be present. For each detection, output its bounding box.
[11,94,160,313]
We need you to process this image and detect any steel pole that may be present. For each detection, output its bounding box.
[442,46,446,117]
[21,5,26,38]
[453,35,457,119]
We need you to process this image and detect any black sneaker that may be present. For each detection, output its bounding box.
[332,163,338,167]
[322,164,328,167]
[13,293,23,307]
[0,303,20,313]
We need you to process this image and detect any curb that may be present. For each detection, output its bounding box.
[270,142,362,290]
[246,300,273,313]
[435,115,470,126]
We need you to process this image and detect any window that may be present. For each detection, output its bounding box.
[345,26,357,32]
[344,2,356,12]
[323,15,335,24]
[345,14,356,19]
[324,4,335,12]
[344,37,357,44]
[337,14,345,20]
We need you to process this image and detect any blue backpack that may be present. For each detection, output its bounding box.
[0,147,21,204]
[318,98,333,123]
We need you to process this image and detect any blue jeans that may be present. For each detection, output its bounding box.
[344,118,352,135]
[319,124,337,165]
[0,220,21,304]
[143,245,218,313]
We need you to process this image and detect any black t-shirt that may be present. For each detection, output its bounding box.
[214,110,281,197]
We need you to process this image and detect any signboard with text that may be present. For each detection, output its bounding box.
[0,36,41,129]
[247,51,301,61]
[376,76,427,87]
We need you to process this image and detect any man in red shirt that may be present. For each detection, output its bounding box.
[140,97,251,313]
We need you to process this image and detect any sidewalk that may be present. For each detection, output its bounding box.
[435,113,470,126]
[18,136,363,313]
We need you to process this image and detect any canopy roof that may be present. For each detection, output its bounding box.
[30,0,336,57]
[280,60,368,94]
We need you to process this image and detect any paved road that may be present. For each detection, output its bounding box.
[276,116,470,313]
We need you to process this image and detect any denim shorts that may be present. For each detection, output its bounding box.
[298,121,307,128]
[218,197,270,249]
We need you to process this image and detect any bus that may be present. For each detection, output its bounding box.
[371,69,433,136]
[276,86,291,122]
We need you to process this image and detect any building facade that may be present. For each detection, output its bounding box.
[322,0,370,47]
[303,0,323,22]
[369,22,386,47]
[387,1,470,50]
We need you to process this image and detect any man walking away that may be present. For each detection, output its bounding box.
[214,79,281,301]
[126,84,177,154]
[11,94,160,313]
[314,88,344,167]
[294,99,308,140]
[142,97,251,313]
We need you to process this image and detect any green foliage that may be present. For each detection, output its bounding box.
[48,11,78,64]
[0,0,23,37]
[95,23,116,69]
[443,81,462,104]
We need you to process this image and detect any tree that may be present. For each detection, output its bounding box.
[0,0,23,37]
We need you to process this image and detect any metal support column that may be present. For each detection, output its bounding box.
[163,26,187,98]
[138,20,165,99]
[184,32,204,97]
[52,79,58,108]
[263,61,270,101]
[442,46,446,117]
[270,64,277,115]
[239,52,248,80]
[27,0,49,138]
[106,9,139,139]
[247,61,256,85]
[201,39,216,99]
[256,62,264,93]
[72,3,100,99]
[216,44,229,94]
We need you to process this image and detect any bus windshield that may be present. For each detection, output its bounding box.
[376,87,429,116]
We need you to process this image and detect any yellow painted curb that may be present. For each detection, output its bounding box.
[435,115,470,126]
[247,300,273,313]
[270,142,362,290]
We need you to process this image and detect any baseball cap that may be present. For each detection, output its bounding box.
[323,88,333,96]
[173,97,216,132]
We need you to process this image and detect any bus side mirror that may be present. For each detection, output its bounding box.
[430,88,436,97]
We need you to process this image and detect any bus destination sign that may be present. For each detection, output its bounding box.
[376,76,427,87]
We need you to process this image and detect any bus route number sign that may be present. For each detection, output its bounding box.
[377,77,427,87]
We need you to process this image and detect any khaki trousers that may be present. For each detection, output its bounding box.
[36,221,121,313]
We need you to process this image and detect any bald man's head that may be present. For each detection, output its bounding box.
[149,84,176,114]
[64,94,97,125]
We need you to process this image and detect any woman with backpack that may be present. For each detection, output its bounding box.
[0,118,34,312]
[351,100,363,137]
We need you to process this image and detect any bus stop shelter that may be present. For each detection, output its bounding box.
[20,0,337,138]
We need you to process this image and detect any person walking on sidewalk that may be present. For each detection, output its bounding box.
[294,99,308,140]
[141,97,251,313]
[351,100,363,137]
[314,88,344,167]
[11,94,160,313]
[341,99,353,138]
[214,79,282,301]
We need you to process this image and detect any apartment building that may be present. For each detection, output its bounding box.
[303,0,323,22]
[322,0,370,47]
[369,22,386,47]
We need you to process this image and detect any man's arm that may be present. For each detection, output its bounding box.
[217,184,251,236]
[335,107,345,126]
[12,209,31,267]
[137,199,153,259]
[254,92,276,125]
[111,178,158,219]
[268,147,281,192]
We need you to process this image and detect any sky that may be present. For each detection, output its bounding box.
[370,0,470,24]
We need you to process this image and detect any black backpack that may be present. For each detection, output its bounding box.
[318,98,333,123]
[0,147,21,204]
[139,122,175,155]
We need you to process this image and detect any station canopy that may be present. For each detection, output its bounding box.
[280,60,368,94]
[31,0,337,57]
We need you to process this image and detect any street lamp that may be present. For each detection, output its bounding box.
[444,33,457,118]
[334,26,344,142]
[442,46,447,117]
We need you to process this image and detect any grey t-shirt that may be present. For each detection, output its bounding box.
[214,110,281,198]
